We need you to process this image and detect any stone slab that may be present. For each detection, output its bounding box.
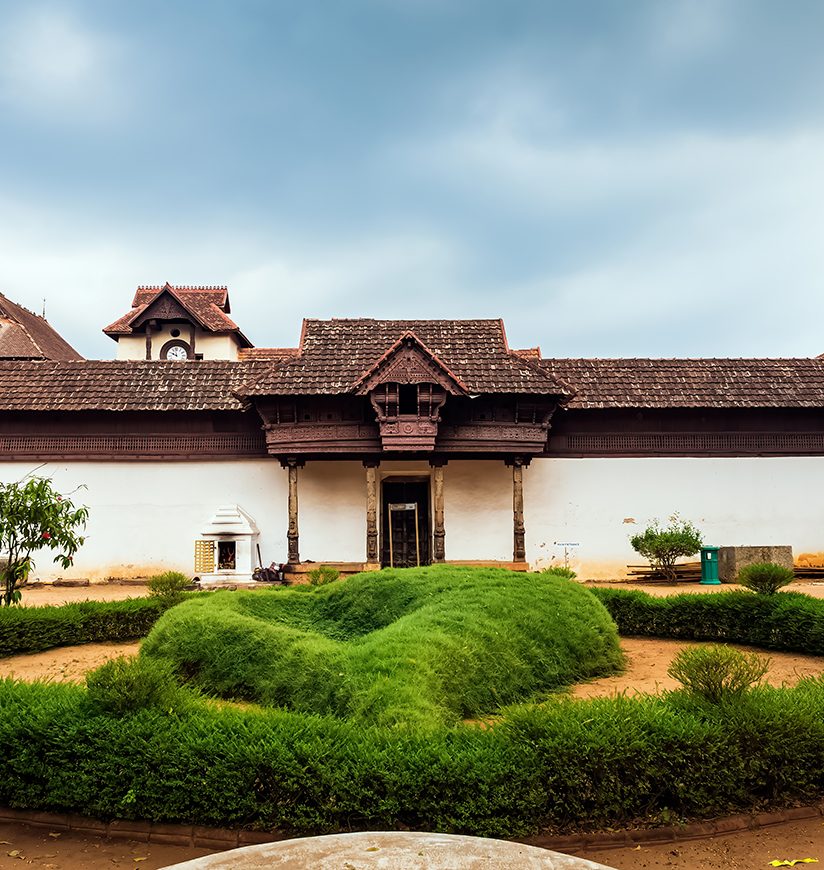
[160,831,617,869]
[718,546,793,583]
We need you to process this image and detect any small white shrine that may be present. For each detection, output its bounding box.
[194,504,260,586]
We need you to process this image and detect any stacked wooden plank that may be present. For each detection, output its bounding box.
[794,565,824,580]
[626,562,702,582]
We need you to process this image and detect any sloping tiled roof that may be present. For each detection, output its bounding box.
[0,361,272,412]
[541,358,824,409]
[238,347,300,361]
[0,294,83,361]
[242,319,569,396]
[103,284,251,343]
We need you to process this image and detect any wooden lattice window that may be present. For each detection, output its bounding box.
[194,540,215,573]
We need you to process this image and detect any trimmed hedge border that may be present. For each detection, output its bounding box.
[2,583,824,839]
[0,596,183,657]
[590,586,824,652]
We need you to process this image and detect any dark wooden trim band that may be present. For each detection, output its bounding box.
[550,432,824,457]
[0,433,267,457]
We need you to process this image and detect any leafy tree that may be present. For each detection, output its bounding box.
[0,477,89,606]
[630,516,703,582]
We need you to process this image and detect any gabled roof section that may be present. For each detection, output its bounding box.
[103,283,252,346]
[351,331,469,395]
[0,293,83,360]
[242,318,571,397]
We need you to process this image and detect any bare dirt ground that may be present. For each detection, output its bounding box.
[0,821,215,869]
[0,641,141,683]
[572,636,824,699]
[19,585,150,607]
[578,816,824,869]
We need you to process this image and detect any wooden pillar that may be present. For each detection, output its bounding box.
[509,457,528,563]
[283,458,303,565]
[364,460,380,568]
[189,322,197,359]
[430,458,446,563]
[145,322,153,360]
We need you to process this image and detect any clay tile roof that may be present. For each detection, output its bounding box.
[104,284,251,345]
[540,358,824,409]
[242,318,571,396]
[238,347,300,361]
[0,360,274,412]
[0,293,83,361]
[514,347,542,360]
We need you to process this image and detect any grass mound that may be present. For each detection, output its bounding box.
[142,566,623,726]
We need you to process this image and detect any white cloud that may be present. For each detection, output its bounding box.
[404,106,824,355]
[649,0,733,62]
[0,198,469,358]
[0,8,121,119]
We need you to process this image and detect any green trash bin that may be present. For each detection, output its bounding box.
[700,546,721,585]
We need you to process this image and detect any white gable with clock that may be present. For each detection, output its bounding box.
[103,283,253,361]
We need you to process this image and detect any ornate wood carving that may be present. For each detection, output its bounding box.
[431,461,445,562]
[364,460,380,565]
[353,334,468,396]
[0,433,267,458]
[255,396,561,457]
[132,292,194,329]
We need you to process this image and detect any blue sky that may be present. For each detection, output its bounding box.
[2,0,824,359]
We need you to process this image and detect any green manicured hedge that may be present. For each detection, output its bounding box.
[2,577,824,836]
[142,567,623,726]
[591,587,824,654]
[1,677,824,835]
[0,597,179,657]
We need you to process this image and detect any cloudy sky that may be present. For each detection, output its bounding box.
[1,0,823,359]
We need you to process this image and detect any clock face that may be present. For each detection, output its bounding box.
[166,345,189,361]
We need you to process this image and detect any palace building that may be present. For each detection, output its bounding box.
[1,283,824,582]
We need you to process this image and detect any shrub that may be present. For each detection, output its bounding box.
[630,517,703,581]
[86,655,192,716]
[2,677,824,836]
[306,565,340,586]
[590,587,824,656]
[142,566,624,726]
[148,570,190,601]
[738,562,795,595]
[0,596,181,658]
[667,644,770,703]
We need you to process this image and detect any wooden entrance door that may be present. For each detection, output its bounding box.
[381,479,431,568]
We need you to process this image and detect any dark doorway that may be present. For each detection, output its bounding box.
[381,479,431,568]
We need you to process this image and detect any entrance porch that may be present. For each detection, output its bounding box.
[279,458,531,582]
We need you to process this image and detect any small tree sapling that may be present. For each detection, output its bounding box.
[0,476,89,606]
[630,516,703,582]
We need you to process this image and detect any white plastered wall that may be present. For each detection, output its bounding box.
[526,457,824,579]
[114,330,240,360]
[299,461,366,563]
[0,461,287,581]
[442,460,512,561]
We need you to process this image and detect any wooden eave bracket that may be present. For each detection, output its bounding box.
[350,331,469,396]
